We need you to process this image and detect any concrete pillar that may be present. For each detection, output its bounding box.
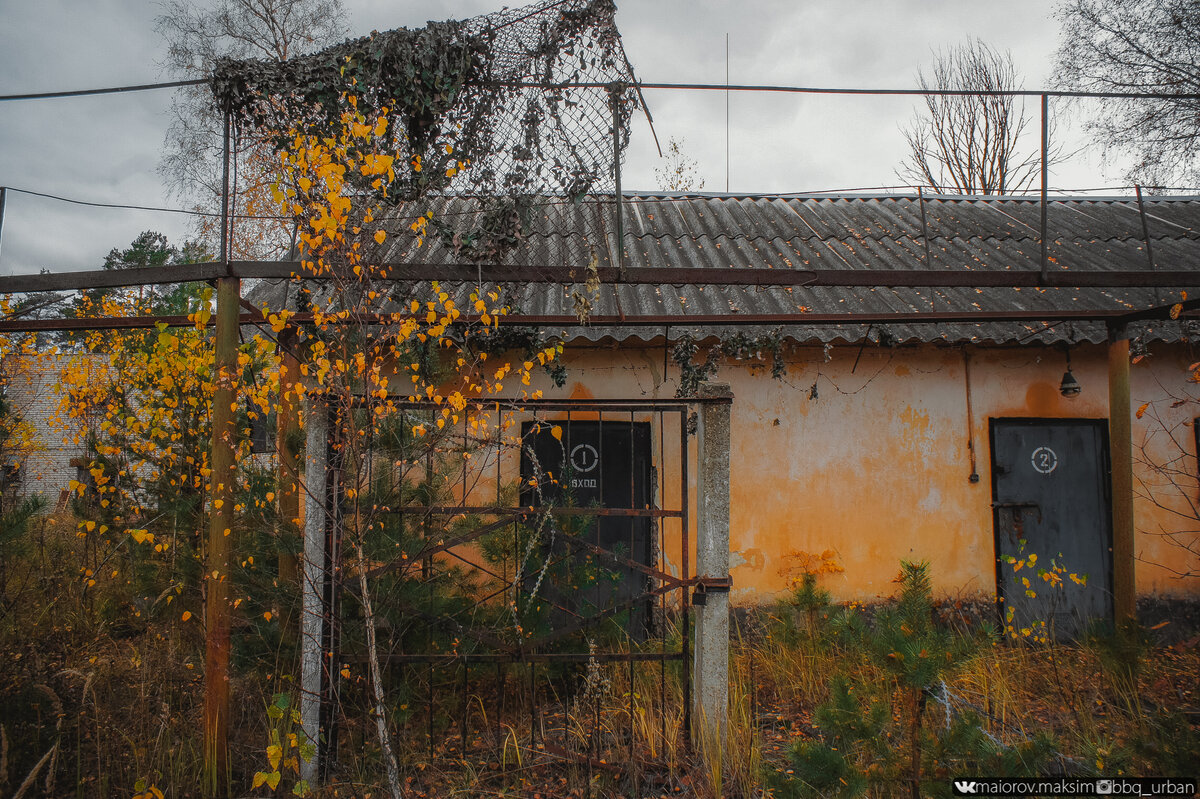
[693,382,732,743]
[299,399,328,784]
[1108,334,1136,622]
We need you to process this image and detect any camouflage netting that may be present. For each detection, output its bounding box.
[211,0,638,264]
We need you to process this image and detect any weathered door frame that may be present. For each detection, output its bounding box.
[987,417,1115,634]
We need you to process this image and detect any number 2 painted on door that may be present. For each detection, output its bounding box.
[1030,446,1058,475]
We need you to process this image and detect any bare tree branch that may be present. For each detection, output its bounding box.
[898,39,1042,195]
[155,0,348,258]
[1054,0,1200,188]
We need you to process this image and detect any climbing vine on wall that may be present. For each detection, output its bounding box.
[671,330,788,397]
[212,0,639,265]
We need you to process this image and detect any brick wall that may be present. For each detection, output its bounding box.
[4,354,92,506]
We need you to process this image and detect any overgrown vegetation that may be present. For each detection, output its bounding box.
[3,516,1197,798]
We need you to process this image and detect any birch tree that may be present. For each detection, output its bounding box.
[156,0,349,258]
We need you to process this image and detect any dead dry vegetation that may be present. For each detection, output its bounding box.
[1,516,1197,798]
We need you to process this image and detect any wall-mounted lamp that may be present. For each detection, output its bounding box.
[1060,348,1082,398]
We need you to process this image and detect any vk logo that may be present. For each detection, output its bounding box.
[954,781,978,794]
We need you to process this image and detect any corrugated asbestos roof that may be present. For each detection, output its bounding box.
[251,193,1200,346]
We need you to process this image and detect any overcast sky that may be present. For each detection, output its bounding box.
[0,0,1127,277]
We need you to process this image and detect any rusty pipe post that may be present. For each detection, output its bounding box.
[1039,93,1049,283]
[204,103,238,797]
[1134,185,1161,306]
[204,275,240,795]
[1108,329,1136,622]
[0,186,7,267]
[611,85,626,278]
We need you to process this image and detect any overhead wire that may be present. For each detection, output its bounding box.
[2,74,1198,278]
[0,78,206,102]
[4,183,1198,228]
[3,77,1200,103]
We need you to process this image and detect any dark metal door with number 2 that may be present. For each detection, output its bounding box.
[990,419,1114,639]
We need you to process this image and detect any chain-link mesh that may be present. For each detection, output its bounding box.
[213,0,637,269]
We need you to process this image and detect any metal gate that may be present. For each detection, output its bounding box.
[990,418,1114,639]
[313,398,699,787]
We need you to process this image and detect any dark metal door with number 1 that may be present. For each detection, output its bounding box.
[521,420,654,636]
[990,419,1114,639]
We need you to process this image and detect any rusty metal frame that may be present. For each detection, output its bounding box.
[5,297,1200,335]
[329,396,706,770]
[3,259,1199,296]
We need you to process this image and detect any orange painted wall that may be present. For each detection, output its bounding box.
[516,339,1200,604]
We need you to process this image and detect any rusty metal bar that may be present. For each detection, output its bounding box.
[529,661,537,746]
[1109,332,1136,622]
[1135,185,1157,273]
[658,411,667,748]
[356,651,685,663]
[380,398,701,410]
[496,662,505,752]
[1114,295,1200,324]
[0,186,7,267]
[1135,185,1162,306]
[202,102,236,798]
[437,547,590,622]
[460,662,468,753]
[1040,93,1049,283]
[9,301,1200,334]
[366,509,687,586]
[627,409,637,785]
[5,259,1200,295]
[611,87,626,278]
[680,405,691,741]
[917,186,933,267]
[382,505,683,518]
[548,522,688,588]
[365,515,528,579]
[427,659,434,760]
[520,581,680,651]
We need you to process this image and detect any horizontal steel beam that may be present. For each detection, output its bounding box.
[1,304,1192,333]
[381,505,681,518]
[2,259,1198,293]
[349,651,684,664]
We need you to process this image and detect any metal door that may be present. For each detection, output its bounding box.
[521,420,653,634]
[990,419,1114,639]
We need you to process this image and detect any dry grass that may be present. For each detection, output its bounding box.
[3,521,1196,797]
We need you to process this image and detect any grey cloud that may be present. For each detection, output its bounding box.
[0,0,1127,275]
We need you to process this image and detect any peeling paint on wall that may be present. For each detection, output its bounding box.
[521,340,1200,604]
